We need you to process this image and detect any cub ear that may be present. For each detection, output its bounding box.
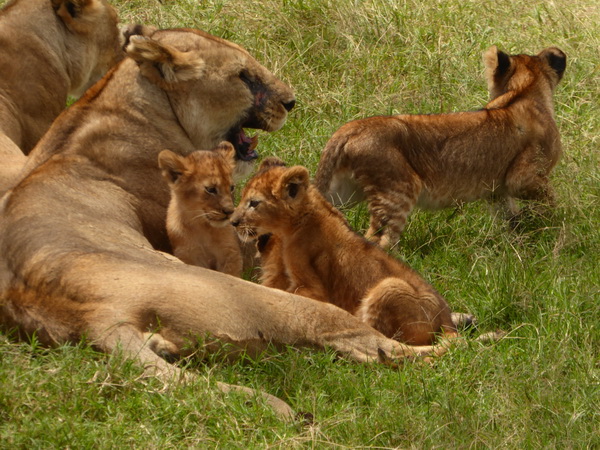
[538,47,566,83]
[52,0,105,34]
[276,166,310,201]
[126,35,205,87]
[215,141,236,168]
[483,45,511,77]
[259,157,287,172]
[483,45,512,97]
[158,150,187,184]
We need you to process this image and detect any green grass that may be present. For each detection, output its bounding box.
[1,0,599,447]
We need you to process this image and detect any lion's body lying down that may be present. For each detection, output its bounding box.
[0,0,127,194]
[0,28,445,419]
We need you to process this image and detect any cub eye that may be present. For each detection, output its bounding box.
[249,199,260,208]
[230,185,235,193]
[205,186,217,195]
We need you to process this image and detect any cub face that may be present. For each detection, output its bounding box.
[158,142,237,227]
[231,157,310,240]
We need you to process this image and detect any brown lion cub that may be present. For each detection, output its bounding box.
[231,158,457,345]
[158,142,242,277]
[315,46,567,248]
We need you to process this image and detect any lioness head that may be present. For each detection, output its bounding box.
[483,45,566,101]
[159,142,237,227]
[50,0,128,97]
[231,157,310,240]
[126,30,296,176]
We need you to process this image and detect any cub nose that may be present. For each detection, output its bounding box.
[222,208,234,217]
[282,99,295,112]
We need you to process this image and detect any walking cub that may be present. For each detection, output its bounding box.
[231,158,457,345]
[158,142,242,277]
[315,46,567,248]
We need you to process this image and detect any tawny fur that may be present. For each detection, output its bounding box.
[315,46,567,248]
[159,142,242,277]
[231,159,458,346]
[255,233,290,290]
[0,0,144,194]
[0,28,446,420]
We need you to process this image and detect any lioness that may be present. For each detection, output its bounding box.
[231,158,457,345]
[0,0,138,193]
[0,28,442,420]
[315,46,566,248]
[158,142,243,277]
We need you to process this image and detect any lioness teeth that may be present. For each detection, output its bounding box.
[239,130,258,149]
[233,129,259,161]
[248,134,258,151]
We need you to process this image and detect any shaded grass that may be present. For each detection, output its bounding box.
[1,0,599,447]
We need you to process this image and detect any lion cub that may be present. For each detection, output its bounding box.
[231,158,457,345]
[158,142,242,277]
[315,46,567,248]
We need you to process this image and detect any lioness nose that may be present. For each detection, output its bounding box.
[282,99,295,112]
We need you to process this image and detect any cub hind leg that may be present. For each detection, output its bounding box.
[356,160,422,249]
[357,277,457,346]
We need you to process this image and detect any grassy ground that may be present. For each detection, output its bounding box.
[1,0,599,447]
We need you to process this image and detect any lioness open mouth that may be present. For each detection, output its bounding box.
[228,128,259,161]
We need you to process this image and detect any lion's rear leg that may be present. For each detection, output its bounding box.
[215,382,294,420]
[356,278,456,346]
[91,322,295,420]
[359,167,422,249]
[91,322,185,381]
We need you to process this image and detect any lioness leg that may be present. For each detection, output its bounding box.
[357,278,457,346]
[91,320,296,419]
[73,255,444,363]
[91,322,184,381]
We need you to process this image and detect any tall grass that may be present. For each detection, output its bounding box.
[1,0,599,447]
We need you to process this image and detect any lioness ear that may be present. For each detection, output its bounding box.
[259,157,287,171]
[276,166,310,201]
[483,45,512,97]
[126,35,205,87]
[158,150,187,184]
[538,47,567,83]
[52,0,105,34]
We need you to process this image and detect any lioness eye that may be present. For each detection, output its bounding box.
[249,200,260,208]
[239,69,252,86]
[205,186,217,195]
